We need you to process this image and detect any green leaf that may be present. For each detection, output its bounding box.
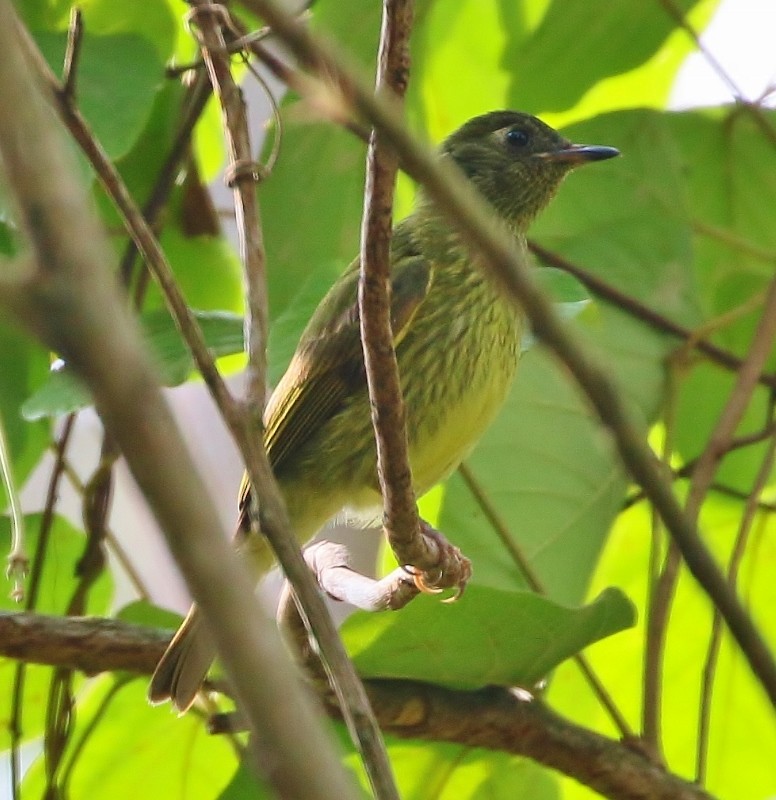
[0,322,50,503]
[504,0,711,114]
[21,677,237,799]
[34,31,164,160]
[149,229,244,314]
[549,494,776,800]
[342,730,561,800]
[342,585,635,690]
[115,600,182,631]
[0,514,113,748]
[141,308,244,385]
[260,0,381,319]
[22,310,245,419]
[664,108,776,491]
[218,761,273,800]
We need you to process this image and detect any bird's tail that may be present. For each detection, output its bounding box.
[148,604,215,712]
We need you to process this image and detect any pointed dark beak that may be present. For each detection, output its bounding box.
[535,144,620,165]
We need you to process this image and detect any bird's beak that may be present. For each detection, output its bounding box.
[535,144,620,165]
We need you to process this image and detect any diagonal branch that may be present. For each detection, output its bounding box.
[527,240,776,392]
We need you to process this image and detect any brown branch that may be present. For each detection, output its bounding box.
[527,241,776,392]
[0,8,359,799]
[188,2,268,411]
[359,0,421,572]
[357,0,468,592]
[60,7,83,101]
[697,414,776,782]
[0,611,716,800]
[235,0,776,712]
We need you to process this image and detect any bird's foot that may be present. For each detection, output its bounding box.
[402,520,472,601]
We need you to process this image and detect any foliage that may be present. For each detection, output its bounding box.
[1,0,774,798]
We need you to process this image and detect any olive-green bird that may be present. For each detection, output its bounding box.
[149,110,619,711]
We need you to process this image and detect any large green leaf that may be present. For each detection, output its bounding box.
[260,0,381,318]
[548,494,776,800]
[21,677,236,799]
[342,585,635,690]
[33,31,164,160]
[665,108,776,492]
[504,0,710,114]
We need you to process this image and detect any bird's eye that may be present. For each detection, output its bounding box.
[506,128,530,148]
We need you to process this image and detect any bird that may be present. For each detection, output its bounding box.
[148,110,619,711]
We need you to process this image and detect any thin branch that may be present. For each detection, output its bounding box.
[188,2,268,412]
[0,611,718,800]
[642,370,680,756]
[527,241,776,392]
[236,0,776,710]
[0,9,359,798]
[9,414,76,799]
[696,406,776,783]
[685,276,776,512]
[0,409,27,601]
[656,0,776,150]
[61,7,83,101]
[358,0,419,562]
[359,0,466,592]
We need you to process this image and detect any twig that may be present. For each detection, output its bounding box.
[0,9,359,798]
[0,611,718,800]
[9,414,76,799]
[236,0,776,711]
[642,370,679,756]
[187,2,268,412]
[696,404,776,783]
[656,0,776,150]
[0,409,27,601]
[527,241,776,392]
[61,7,83,101]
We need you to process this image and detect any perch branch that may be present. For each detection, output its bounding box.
[0,611,717,800]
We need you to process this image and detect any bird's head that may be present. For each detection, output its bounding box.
[437,111,619,232]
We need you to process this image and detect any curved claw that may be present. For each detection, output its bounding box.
[413,569,445,594]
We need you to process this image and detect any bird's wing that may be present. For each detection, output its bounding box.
[237,228,432,526]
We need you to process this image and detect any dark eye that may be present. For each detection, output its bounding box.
[506,127,530,148]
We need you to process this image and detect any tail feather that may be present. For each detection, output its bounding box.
[148,605,215,712]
